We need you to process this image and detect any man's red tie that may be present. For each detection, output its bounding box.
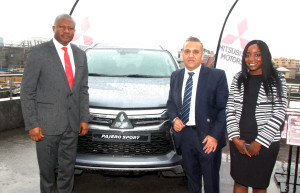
[62,47,74,90]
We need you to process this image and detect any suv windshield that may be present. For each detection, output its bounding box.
[87,49,177,77]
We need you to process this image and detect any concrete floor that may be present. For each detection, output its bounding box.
[0,127,281,193]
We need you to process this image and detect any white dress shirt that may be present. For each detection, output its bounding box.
[53,38,76,77]
[181,65,201,126]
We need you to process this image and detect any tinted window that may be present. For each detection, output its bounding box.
[87,49,177,77]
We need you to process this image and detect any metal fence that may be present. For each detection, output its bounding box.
[1,74,299,104]
[0,73,22,100]
[287,83,300,108]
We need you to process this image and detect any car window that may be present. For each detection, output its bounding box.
[87,49,176,77]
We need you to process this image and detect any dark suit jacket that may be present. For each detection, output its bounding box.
[167,65,229,151]
[21,40,89,135]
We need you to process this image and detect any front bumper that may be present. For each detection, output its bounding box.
[75,151,183,174]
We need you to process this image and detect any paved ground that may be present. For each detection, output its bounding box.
[0,127,282,193]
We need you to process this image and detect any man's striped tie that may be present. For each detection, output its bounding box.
[181,72,194,124]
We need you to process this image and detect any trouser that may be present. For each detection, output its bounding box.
[180,126,222,193]
[36,128,78,193]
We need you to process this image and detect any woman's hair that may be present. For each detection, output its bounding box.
[237,40,283,102]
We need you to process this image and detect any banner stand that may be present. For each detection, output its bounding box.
[275,145,300,193]
[275,113,300,192]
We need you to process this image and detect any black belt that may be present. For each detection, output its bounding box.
[187,125,196,129]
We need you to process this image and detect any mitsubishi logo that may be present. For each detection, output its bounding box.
[72,17,93,46]
[110,112,134,129]
[222,18,249,49]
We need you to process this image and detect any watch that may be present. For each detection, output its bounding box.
[172,117,179,124]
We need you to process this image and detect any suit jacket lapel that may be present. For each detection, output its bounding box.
[71,44,80,91]
[176,69,185,108]
[196,65,208,105]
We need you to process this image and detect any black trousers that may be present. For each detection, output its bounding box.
[36,128,78,193]
[180,127,222,193]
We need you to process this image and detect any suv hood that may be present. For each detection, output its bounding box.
[88,76,170,108]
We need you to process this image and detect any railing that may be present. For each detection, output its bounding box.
[0,73,23,100]
[275,84,300,192]
[0,74,299,104]
[287,83,300,108]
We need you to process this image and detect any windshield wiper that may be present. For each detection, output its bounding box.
[125,74,158,78]
[88,73,111,76]
[89,73,163,78]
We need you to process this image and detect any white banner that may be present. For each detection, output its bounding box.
[216,0,299,86]
[287,116,300,146]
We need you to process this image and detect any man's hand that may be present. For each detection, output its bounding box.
[173,118,185,132]
[232,137,251,157]
[248,141,262,157]
[29,127,44,141]
[202,135,218,154]
[79,122,89,136]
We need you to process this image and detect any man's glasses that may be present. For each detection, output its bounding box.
[183,49,201,55]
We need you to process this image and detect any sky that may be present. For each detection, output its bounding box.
[1,0,299,59]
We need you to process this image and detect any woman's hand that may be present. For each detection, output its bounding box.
[232,137,251,157]
[248,141,262,156]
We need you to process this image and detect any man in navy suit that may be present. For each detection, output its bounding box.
[167,36,228,193]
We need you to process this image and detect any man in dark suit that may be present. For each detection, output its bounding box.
[21,14,89,193]
[167,36,228,193]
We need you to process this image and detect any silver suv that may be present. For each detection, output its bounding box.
[75,44,183,175]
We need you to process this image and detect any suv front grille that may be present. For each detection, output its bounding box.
[90,117,112,126]
[77,132,172,156]
[90,117,166,127]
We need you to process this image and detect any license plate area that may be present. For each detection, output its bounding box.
[92,133,151,142]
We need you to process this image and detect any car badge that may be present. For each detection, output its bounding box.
[111,112,133,129]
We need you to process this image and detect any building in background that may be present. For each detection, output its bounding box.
[0,37,3,46]
[273,57,300,80]
[277,66,291,79]
[273,57,297,67]
[0,37,49,72]
[0,37,49,97]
